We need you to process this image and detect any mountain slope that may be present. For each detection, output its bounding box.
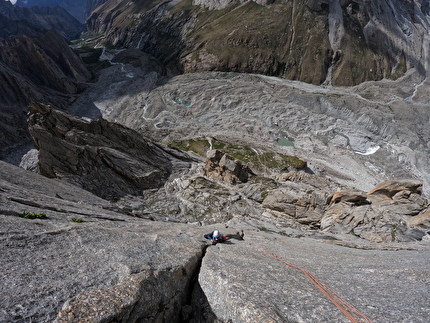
[85,0,108,21]
[86,0,430,85]
[13,0,110,23]
[14,0,88,23]
[1,0,85,39]
[0,28,91,155]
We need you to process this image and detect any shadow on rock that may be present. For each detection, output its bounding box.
[189,281,220,323]
[28,102,193,201]
[225,232,245,243]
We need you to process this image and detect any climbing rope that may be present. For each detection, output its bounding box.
[260,247,373,323]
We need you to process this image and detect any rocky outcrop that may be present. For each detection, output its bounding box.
[256,175,430,242]
[407,208,430,229]
[192,0,241,11]
[28,102,193,200]
[330,190,368,204]
[321,179,429,242]
[366,179,423,200]
[1,0,85,39]
[203,149,253,184]
[261,171,341,226]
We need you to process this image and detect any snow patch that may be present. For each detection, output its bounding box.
[356,146,380,155]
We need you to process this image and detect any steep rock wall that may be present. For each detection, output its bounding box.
[332,0,430,84]
[28,102,192,200]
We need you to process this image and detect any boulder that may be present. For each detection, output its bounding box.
[240,176,278,203]
[321,180,429,242]
[19,148,39,172]
[262,189,303,216]
[407,209,430,229]
[330,190,368,205]
[261,173,337,223]
[367,179,423,200]
[321,203,369,236]
[204,149,253,185]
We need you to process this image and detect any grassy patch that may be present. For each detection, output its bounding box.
[170,137,306,172]
[391,51,407,80]
[20,212,47,219]
[391,225,397,242]
[170,0,198,16]
[71,218,87,223]
[259,151,306,170]
[170,138,211,156]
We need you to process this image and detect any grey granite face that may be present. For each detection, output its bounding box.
[199,228,430,323]
[2,1,430,321]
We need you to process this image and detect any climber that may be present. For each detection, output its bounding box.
[204,230,226,244]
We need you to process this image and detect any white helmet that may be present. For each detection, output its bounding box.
[213,230,219,237]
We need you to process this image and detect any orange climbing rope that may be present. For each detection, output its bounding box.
[260,247,373,323]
